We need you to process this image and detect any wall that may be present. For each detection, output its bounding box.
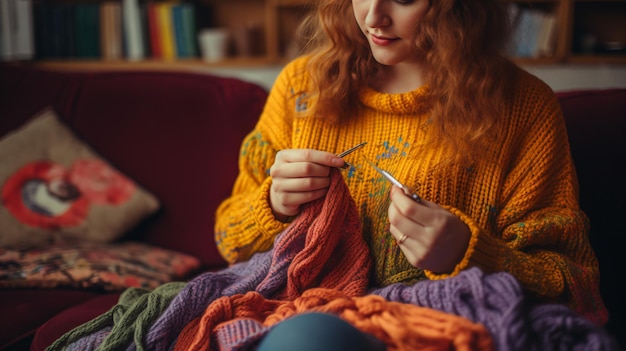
[202,64,626,93]
[522,64,626,92]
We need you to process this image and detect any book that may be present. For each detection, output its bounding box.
[145,2,162,58]
[49,3,65,58]
[536,13,558,58]
[62,3,76,58]
[156,2,176,60]
[139,2,151,57]
[32,2,71,59]
[171,3,196,58]
[13,0,34,60]
[527,11,546,58]
[32,1,46,59]
[73,4,86,57]
[100,1,123,60]
[504,3,521,57]
[511,8,544,58]
[172,3,187,58]
[75,3,101,58]
[0,0,15,61]
[181,3,197,57]
[123,0,144,60]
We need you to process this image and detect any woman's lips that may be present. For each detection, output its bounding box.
[370,34,397,46]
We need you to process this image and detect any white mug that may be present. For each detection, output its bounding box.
[198,28,229,62]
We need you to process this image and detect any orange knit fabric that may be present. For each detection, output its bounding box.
[174,169,492,351]
[259,168,371,301]
[174,289,494,351]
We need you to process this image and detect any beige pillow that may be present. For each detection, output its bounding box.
[0,108,160,248]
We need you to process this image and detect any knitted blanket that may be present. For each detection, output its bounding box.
[47,169,616,351]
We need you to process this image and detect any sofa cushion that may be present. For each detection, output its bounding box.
[29,293,121,351]
[0,241,201,291]
[0,289,102,349]
[0,108,160,248]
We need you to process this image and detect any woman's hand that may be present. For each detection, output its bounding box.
[388,186,471,274]
[269,149,345,222]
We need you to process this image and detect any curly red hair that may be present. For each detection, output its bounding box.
[298,0,517,158]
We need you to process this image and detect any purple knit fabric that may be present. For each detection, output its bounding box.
[66,328,111,351]
[133,251,275,351]
[371,267,618,351]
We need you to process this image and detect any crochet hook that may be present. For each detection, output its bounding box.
[337,142,367,169]
[361,155,421,202]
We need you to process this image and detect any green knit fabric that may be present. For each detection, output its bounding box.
[46,282,186,351]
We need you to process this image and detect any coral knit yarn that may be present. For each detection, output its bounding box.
[174,169,493,351]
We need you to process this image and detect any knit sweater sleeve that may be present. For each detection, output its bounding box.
[425,76,607,325]
[214,59,304,264]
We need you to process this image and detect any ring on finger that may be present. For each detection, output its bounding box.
[397,234,408,245]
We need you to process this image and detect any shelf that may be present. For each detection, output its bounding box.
[5,0,625,70]
[569,0,626,58]
[273,0,309,7]
[567,54,626,65]
[22,57,283,72]
[511,57,564,65]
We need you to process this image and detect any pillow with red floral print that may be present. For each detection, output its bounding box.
[0,108,160,248]
[0,241,201,291]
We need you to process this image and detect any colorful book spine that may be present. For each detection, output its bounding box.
[172,4,187,58]
[77,3,101,58]
[182,3,197,57]
[156,2,176,60]
[100,2,123,60]
[13,0,35,60]
[146,2,162,58]
[0,0,15,61]
[123,0,144,60]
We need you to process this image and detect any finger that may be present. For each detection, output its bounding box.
[272,188,329,210]
[272,176,331,194]
[389,224,426,268]
[276,149,345,168]
[388,200,431,248]
[389,186,434,226]
[387,222,409,244]
[271,162,334,181]
[389,191,426,228]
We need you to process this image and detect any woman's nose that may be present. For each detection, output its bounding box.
[364,0,391,28]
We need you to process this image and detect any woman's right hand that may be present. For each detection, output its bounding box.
[269,149,345,222]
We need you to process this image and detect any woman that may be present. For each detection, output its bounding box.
[215,0,607,345]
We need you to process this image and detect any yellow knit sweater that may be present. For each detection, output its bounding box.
[215,56,607,324]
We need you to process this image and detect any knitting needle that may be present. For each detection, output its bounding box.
[337,142,367,169]
[361,155,421,202]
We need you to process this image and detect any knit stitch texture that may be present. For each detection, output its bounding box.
[214,55,607,323]
[47,169,616,351]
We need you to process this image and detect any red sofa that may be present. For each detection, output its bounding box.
[0,63,267,350]
[0,63,624,350]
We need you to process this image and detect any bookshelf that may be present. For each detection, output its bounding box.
[1,0,625,70]
[204,0,311,62]
[505,0,626,65]
[567,0,626,64]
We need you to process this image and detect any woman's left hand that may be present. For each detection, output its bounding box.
[387,186,471,274]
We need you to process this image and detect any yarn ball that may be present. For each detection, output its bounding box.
[257,312,386,351]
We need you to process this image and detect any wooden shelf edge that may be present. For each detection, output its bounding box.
[12,54,625,74]
[510,57,565,65]
[567,55,626,65]
[15,57,284,72]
